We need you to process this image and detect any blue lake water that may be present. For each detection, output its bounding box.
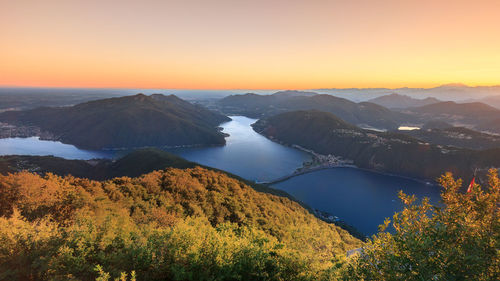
[166,116,312,182]
[0,117,312,181]
[0,137,114,159]
[0,116,442,235]
[272,168,441,235]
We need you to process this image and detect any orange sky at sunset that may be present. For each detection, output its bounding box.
[1,0,499,89]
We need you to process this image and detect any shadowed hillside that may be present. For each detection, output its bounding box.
[0,149,197,180]
[252,110,500,181]
[217,92,409,130]
[401,101,500,133]
[0,148,300,200]
[368,93,441,109]
[0,94,230,149]
[397,126,500,150]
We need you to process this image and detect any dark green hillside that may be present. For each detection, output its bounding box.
[0,94,230,149]
[217,92,409,129]
[0,154,97,177]
[0,149,299,201]
[253,110,500,181]
[0,149,193,180]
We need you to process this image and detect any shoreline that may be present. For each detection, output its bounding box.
[251,127,438,187]
[260,165,438,187]
[0,135,227,156]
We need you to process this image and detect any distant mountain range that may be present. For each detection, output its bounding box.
[312,84,500,102]
[217,90,500,133]
[314,84,500,102]
[401,101,500,134]
[0,94,230,149]
[217,91,408,130]
[252,110,500,181]
[368,93,441,109]
[475,95,500,109]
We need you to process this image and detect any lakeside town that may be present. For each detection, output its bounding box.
[0,122,56,140]
[256,144,355,184]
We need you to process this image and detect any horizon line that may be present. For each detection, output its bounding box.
[1,82,500,91]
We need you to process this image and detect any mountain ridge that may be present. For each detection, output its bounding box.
[218,92,409,130]
[252,110,500,181]
[0,94,230,149]
[368,93,441,108]
[401,101,500,133]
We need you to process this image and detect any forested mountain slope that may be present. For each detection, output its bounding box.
[0,166,361,280]
[218,92,408,130]
[0,94,230,149]
[253,110,500,181]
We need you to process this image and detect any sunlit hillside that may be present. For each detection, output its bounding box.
[0,167,361,280]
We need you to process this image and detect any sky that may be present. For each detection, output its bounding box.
[1,0,499,89]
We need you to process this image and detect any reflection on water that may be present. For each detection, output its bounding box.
[0,137,113,159]
[0,116,442,236]
[167,116,312,182]
[398,126,420,131]
[0,117,312,182]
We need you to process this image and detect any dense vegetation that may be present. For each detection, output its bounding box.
[344,169,499,280]
[0,149,303,203]
[253,110,500,181]
[0,166,361,280]
[1,166,497,280]
[217,91,408,130]
[0,94,230,149]
[0,149,198,180]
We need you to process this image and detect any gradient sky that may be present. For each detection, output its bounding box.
[1,0,499,89]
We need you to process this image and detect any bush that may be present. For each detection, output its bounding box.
[345,169,500,280]
[0,168,361,280]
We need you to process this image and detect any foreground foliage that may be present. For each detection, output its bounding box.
[0,167,360,280]
[345,169,500,280]
[1,165,497,280]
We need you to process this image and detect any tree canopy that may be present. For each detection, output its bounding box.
[345,169,499,280]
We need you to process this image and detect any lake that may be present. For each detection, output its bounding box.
[0,137,114,159]
[166,116,312,182]
[0,116,441,235]
[0,117,311,181]
[271,168,441,235]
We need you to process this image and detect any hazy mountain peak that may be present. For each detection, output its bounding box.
[368,93,441,109]
[438,83,468,88]
[271,90,317,97]
[0,94,230,149]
